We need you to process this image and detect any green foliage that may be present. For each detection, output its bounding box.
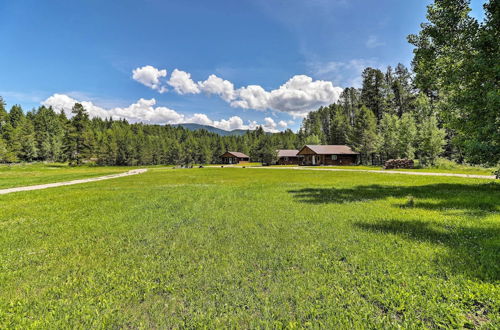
[408,0,499,165]
[378,113,400,159]
[304,134,321,145]
[351,106,378,164]
[418,115,446,166]
[398,113,417,159]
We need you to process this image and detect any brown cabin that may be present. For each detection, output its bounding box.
[276,150,302,165]
[220,151,250,164]
[297,145,359,166]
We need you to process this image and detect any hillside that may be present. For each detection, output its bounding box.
[173,123,251,136]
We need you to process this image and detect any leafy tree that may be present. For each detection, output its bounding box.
[417,115,446,166]
[378,113,400,160]
[397,113,417,159]
[351,106,378,164]
[304,134,321,145]
[408,0,499,165]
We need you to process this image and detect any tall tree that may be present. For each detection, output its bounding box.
[63,103,91,165]
[350,106,378,164]
[397,113,417,159]
[408,0,499,165]
[361,67,387,122]
[378,113,400,160]
[417,115,446,166]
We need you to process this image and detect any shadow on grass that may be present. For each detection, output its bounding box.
[289,183,499,217]
[355,219,500,282]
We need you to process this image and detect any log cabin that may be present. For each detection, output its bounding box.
[220,151,250,164]
[297,145,359,165]
[276,150,302,165]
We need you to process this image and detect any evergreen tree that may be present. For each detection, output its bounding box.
[19,120,38,161]
[361,68,387,121]
[63,103,90,165]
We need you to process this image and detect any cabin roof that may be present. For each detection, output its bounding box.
[223,151,249,158]
[277,149,299,157]
[299,145,359,155]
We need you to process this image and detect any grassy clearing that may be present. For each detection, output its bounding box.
[271,164,494,176]
[0,168,498,327]
[300,165,495,176]
[0,163,134,189]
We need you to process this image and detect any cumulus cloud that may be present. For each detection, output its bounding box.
[132,66,343,116]
[229,75,342,117]
[43,94,183,124]
[278,120,288,129]
[132,65,168,93]
[42,94,277,132]
[197,74,235,102]
[167,69,200,94]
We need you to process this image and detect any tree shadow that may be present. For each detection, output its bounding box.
[289,183,500,217]
[354,219,500,282]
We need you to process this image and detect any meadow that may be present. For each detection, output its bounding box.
[0,163,134,189]
[0,166,498,328]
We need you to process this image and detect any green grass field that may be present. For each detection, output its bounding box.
[277,165,495,176]
[0,167,498,328]
[0,163,134,189]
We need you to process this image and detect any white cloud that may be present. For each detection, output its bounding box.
[198,74,235,102]
[266,75,343,116]
[230,85,270,110]
[278,120,288,129]
[230,75,342,117]
[43,94,183,124]
[167,69,200,94]
[42,94,278,132]
[365,35,385,48]
[132,65,168,93]
[132,66,343,116]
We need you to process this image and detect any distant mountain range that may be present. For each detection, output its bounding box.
[172,123,254,136]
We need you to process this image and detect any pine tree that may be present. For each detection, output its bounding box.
[19,120,38,161]
[63,103,90,165]
[361,68,387,122]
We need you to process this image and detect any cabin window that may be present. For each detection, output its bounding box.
[331,155,338,160]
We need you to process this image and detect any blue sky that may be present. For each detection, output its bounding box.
[0,0,488,132]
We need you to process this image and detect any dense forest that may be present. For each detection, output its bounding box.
[0,0,497,167]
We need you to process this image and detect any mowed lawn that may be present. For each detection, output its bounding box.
[0,163,133,189]
[0,168,498,328]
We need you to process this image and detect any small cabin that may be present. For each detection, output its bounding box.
[220,151,250,164]
[276,150,302,165]
[297,145,359,166]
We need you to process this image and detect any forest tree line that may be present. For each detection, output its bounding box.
[0,0,497,167]
[0,99,302,166]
